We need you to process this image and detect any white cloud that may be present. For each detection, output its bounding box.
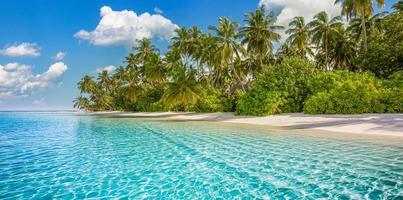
[0,43,41,57]
[259,0,342,42]
[96,65,116,74]
[154,7,163,14]
[74,6,178,46]
[0,62,68,99]
[53,51,67,61]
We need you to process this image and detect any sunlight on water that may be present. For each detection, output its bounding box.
[0,112,402,199]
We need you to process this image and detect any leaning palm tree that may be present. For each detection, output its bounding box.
[208,17,246,89]
[162,68,201,108]
[240,7,283,67]
[308,11,343,70]
[335,0,385,51]
[73,96,91,111]
[286,16,313,57]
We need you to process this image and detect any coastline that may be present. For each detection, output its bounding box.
[84,112,403,138]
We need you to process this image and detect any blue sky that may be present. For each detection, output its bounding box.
[0,0,396,110]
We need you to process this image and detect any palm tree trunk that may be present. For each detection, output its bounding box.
[325,35,329,71]
[361,11,368,52]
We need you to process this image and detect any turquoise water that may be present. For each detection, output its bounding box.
[0,112,402,199]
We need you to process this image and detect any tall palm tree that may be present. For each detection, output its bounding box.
[240,7,283,67]
[330,27,357,70]
[286,16,313,57]
[144,54,167,84]
[347,12,387,41]
[134,38,159,64]
[162,68,201,107]
[335,0,385,51]
[208,17,246,89]
[78,75,97,94]
[308,11,343,70]
[73,96,91,111]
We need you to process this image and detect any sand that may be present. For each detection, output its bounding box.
[84,112,403,137]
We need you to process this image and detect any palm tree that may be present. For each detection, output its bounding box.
[240,7,283,67]
[134,38,159,67]
[144,54,166,84]
[335,0,385,51]
[286,16,313,57]
[330,27,357,70]
[73,96,91,111]
[308,11,343,70]
[162,68,201,108]
[347,12,387,41]
[208,17,246,89]
[78,75,97,94]
[392,1,403,12]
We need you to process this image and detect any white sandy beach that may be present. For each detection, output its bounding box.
[86,112,403,137]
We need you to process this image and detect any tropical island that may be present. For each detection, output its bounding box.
[74,1,402,119]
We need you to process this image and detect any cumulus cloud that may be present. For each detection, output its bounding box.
[0,62,67,99]
[74,6,178,46]
[0,43,41,57]
[96,65,116,74]
[53,51,67,61]
[259,0,342,42]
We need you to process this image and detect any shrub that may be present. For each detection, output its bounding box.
[307,71,379,95]
[236,56,316,115]
[380,88,403,113]
[304,78,385,114]
[195,88,224,112]
[136,86,166,112]
[236,90,285,116]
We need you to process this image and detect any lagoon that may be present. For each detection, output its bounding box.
[0,112,402,199]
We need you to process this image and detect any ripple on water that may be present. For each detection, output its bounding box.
[0,112,402,199]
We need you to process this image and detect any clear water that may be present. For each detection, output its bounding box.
[0,112,402,199]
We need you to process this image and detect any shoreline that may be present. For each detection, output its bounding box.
[84,112,403,138]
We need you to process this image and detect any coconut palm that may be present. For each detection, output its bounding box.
[134,38,159,66]
[308,11,343,70]
[347,12,387,41]
[240,7,283,67]
[162,68,201,107]
[286,16,313,57]
[144,54,167,84]
[73,96,91,111]
[208,17,246,89]
[78,75,97,94]
[392,1,403,12]
[335,0,385,51]
[330,27,357,70]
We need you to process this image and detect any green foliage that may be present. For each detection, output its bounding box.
[307,70,378,95]
[195,88,224,112]
[136,86,165,112]
[236,90,284,116]
[73,8,403,115]
[305,80,385,114]
[355,12,403,78]
[236,57,316,115]
[305,71,403,114]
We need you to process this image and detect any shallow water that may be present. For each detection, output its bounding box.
[0,112,402,199]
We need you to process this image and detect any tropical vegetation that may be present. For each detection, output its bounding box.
[74,1,402,115]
